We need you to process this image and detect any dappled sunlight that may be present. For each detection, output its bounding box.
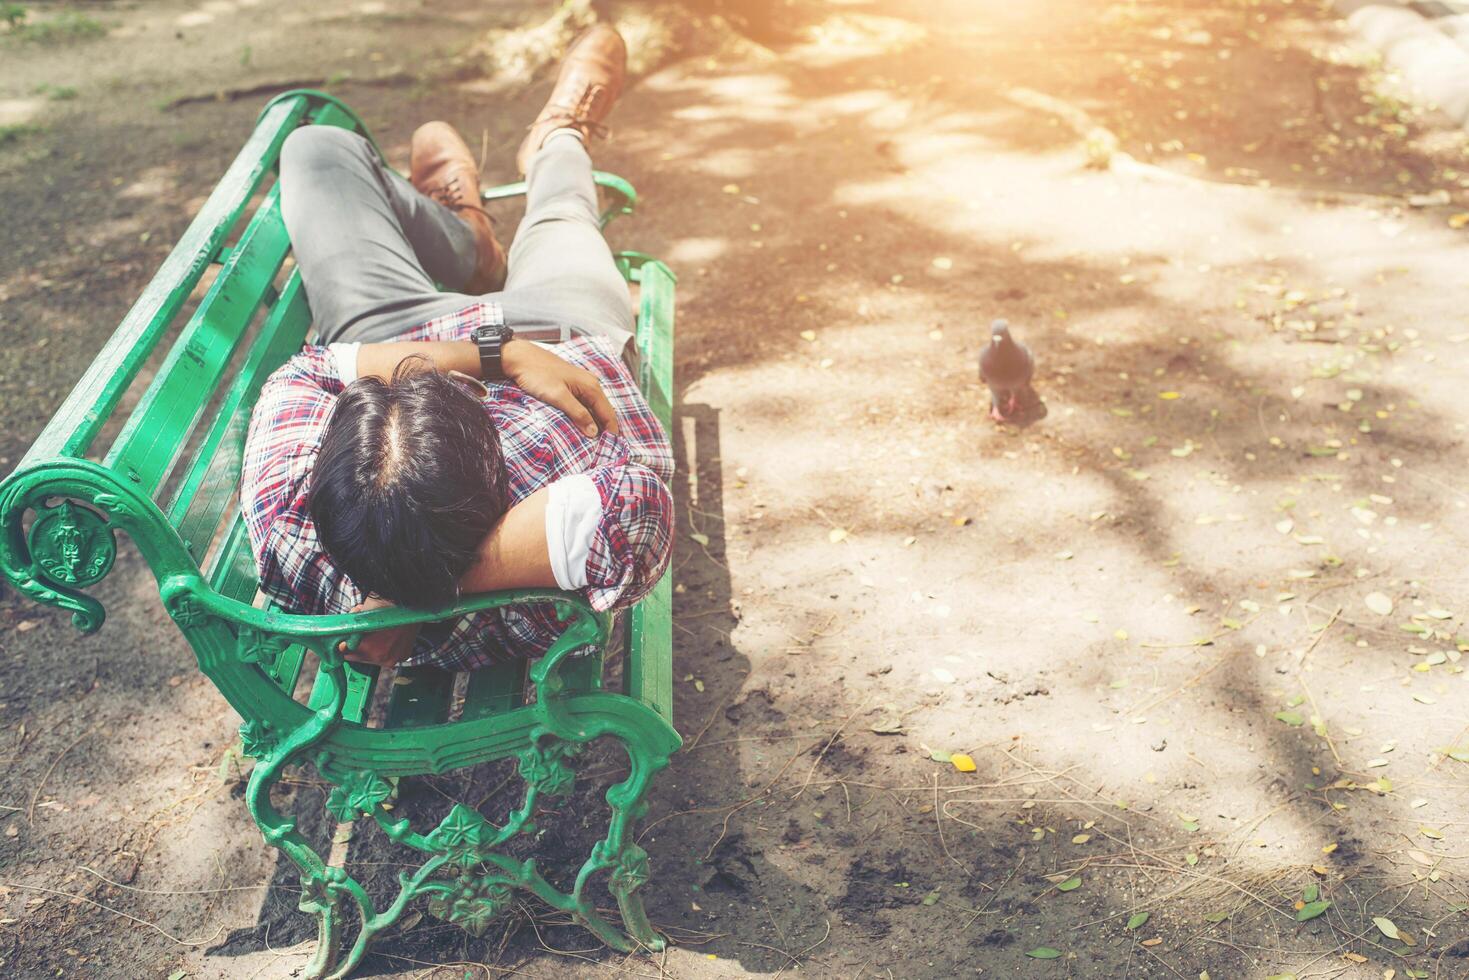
[792,8,927,67]
[4,0,1469,976]
[628,1,1469,974]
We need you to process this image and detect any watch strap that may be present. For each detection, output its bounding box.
[475,325,515,381]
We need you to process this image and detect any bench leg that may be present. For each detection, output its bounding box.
[583,730,674,953]
[240,671,357,979]
[611,848,662,952]
[246,743,346,979]
[240,690,677,972]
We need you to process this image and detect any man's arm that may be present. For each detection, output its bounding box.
[352,340,619,437]
[347,463,673,668]
[346,488,556,666]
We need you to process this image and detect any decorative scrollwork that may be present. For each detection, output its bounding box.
[517,739,579,799]
[325,769,394,822]
[167,595,212,629]
[423,804,497,864]
[426,870,514,937]
[28,501,114,588]
[238,719,278,760]
[8,572,103,633]
[89,492,131,518]
[236,626,286,671]
[608,843,651,899]
[298,873,335,916]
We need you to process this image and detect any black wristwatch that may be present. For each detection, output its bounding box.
[474,324,515,382]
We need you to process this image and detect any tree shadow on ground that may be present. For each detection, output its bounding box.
[4,0,1469,976]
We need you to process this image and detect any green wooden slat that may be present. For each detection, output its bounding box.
[561,650,604,694]
[20,95,309,467]
[383,666,455,729]
[635,260,675,436]
[462,661,526,720]
[205,518,310,695]
[308,661,380,725]
[207,515,259,601]
[482,171,636,228]
[269,644,308,697]
[105,185,292,496]
[625,256,675,723]
[309,101,361,134]
[626,575,673,723]
[166,272,312,556]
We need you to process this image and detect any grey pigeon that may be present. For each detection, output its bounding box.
[978,319,1034,421]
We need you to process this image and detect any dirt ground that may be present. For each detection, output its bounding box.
[3,0,1469,977]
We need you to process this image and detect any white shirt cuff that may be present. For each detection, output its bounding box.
[327,342,361,385]
[545,474,602,591]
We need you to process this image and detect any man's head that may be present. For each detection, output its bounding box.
[308,359,508,609]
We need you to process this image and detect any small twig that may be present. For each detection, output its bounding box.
[1137,937,1190,980]
[771,918,832,980]
[28,725,99,824]
[702,745,807,862]
[685,673,748,752]
[637,739,819,842]
[792,696,871,800]
[1295,668,1343,767]
[962,855,1023,931]
[374,951,544,979]
[0,879,227,946]
[1299,605,1341,662]
[78,865,278,896]
[1124,656,1230,715]
[933,772,970,878]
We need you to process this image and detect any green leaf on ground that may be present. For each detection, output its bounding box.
[1274,711,1305,726]
[1125,912,1149,930]
[1026,946,1061,959]
[1296,900,1330,921]
[1056,877,1081,892]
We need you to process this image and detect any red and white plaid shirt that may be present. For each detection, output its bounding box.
[240,302,674,670]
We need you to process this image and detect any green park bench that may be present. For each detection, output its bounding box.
[0,91,679,978]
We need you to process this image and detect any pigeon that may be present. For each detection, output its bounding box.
[978,319,1035,422]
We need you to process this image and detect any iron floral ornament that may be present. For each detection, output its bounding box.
[29,501,114,587]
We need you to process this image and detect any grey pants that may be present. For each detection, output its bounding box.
[277,125,634,349]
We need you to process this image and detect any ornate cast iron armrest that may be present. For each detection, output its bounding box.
[157,573,611,680]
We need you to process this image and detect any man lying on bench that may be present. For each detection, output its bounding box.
[240,25,672,671]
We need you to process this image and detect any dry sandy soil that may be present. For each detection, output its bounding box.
[3,0,1469,977]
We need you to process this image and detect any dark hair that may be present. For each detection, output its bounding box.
[308,358,509,609]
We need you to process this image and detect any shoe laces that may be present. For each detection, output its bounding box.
[429,175,492,220]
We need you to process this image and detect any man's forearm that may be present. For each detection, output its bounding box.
[348,488,556,667]
[355,340,482,381]
[459,487,558,594]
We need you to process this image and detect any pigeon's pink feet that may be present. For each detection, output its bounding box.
[990,405,1009,423]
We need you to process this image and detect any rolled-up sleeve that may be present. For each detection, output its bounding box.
[580,461,674,612]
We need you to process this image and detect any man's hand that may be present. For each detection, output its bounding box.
[342,596,420,668]
[502,340,619,438]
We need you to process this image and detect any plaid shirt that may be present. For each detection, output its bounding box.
[240,302,674,670]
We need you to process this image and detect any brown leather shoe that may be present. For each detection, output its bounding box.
[515,23,627,175]
[410,121,507,293]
